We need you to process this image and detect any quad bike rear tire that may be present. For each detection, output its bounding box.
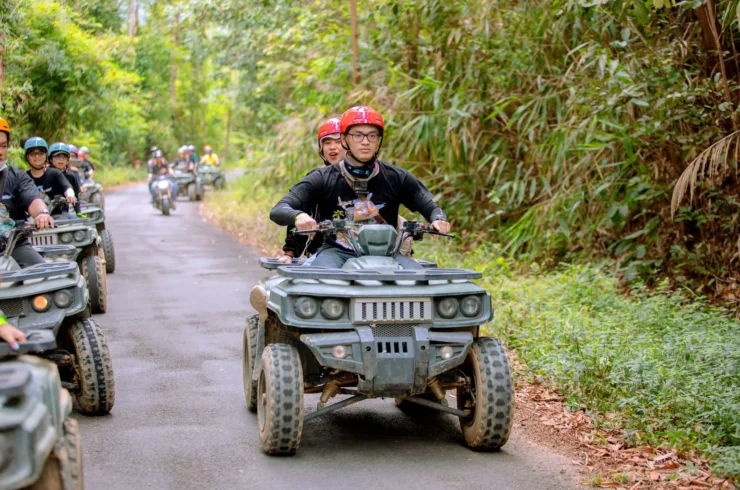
[100,229,115,274]
[187,184,196,201]
[257,343,304,455]
[80,248,107,314]
[457,337,514,451]
[65,318,115,416]
[242,314,260,413]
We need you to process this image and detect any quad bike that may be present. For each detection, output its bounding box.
[76,201,115,274]
[0,337,84,489]
[244,219,514,455]
[198,164,225,190]
[0,227,115,416]
[172,168,204,201]
[79,178,104,210]
[31,199,108,314]
[152,176,175,216]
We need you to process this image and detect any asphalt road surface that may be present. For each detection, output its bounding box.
[75,184,581,490]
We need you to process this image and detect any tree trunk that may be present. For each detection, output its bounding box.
[350,0,359,85]
[0,33,6,103]
[224,108,232,163]
[128,0,137,38]
[170,6,179,122]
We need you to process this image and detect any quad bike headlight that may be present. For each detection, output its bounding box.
[157,180,169,189]
[60,232,73,243]
[436,297,459,319]
[32,295,51,312]
[294,296,318,319]
[53,290,72,308]
[73,230,86,242]
[460,295,481,317]
[320,299,345,320]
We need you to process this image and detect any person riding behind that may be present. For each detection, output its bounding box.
[199,145,220,167]
[24,138,77,216]
[147,149,176,208]
[77,146,95,179]
[173,146,189,171]
[270,106,450,269]
[67,144,85,195]
[0,119,55,268]
[47,142,82,214]
[277,117,345,264]
[185,145,198,172]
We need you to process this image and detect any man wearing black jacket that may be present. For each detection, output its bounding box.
[270,106,450,269]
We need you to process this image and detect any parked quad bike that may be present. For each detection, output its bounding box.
[0,337,84,489]
[31,198,108,314]
[172,168,204,201]
[152,176,175,216]
[244,219,514,455]
[0,227,115,416]
[198,164,225,190]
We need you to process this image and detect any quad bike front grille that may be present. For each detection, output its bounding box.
[354,298,432,323]
[0,298,24,318]
[373,324,414,338]
[31,234,58,246]
[377,340,409,355]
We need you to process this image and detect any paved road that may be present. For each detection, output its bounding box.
[75,184,580,490]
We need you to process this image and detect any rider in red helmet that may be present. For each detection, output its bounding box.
[271,106,450,269]
[277,117,347,264]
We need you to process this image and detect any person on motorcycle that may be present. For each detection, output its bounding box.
[199,145,220,167]
[270,106,450,269]
[0,119,55,268]
[47,143,82,214]
[24,138,77,214]
[147,149,176,208]
[78,146,96,179]
[277,117,346,264]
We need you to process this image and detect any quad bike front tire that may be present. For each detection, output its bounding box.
[457,337,514,451]
[65,318,115,416]
[80,248,107,314]
[242,314,260,413]
[187,184,196,201]
[100,229,116,274]
[161,196,171,216]
[257,343,304,455]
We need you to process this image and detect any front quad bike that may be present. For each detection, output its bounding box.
[245,220,514,455]
[80,178,104,210]
[152,176,175,216]
[0,228,115,416]
[199,164,225,189]
[31,202,108,314]
[172,169,204,201]
[77,202,115,274]
[0,339,84,490]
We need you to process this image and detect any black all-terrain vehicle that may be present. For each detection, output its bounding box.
[80,178,104,210]
[1,227,115,416]
[244,219,514,455]
[198,164,225,190]
[30,200,108,314]
[0,337,84,489]
[172,168,204,201]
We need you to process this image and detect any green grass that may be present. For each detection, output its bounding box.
[95,166,146,188]
[206,173,740,479]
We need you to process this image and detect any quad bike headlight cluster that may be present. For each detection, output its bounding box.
[436,297,459,319]
[32,295,51,312]
[294,297,346,320]
[53,290,73,308]
[60,232,73,243]
[436,295,482,319]
[460,295,481,317]
[73,230,86,242]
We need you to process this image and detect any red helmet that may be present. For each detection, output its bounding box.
[339,106,384,134]
[317,118,341,146]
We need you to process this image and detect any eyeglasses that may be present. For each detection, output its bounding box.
[347,132,380,143]
[27,149,47,157]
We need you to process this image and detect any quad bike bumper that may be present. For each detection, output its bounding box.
[300,326,473,397]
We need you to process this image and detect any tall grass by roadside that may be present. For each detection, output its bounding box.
[204,176,740,479]
[95,166,146,188]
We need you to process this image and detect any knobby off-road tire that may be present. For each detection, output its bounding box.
[90,191,104,210]
[161,196,171,216]
[80,248,107,314]
[64,418,84,490]
[66,318,115,415]
[187,184,196,201]
[457,337,514,451]
[242,314,259,413]
[257,344,304,455]
[100,229,115,274]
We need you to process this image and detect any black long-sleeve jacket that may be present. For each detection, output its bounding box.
[270,160,446,242]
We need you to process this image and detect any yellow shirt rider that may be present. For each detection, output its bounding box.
[199,145,220,166]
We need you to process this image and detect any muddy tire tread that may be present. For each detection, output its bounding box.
[100,229,115,274]
[67,318,115,415]
[243,314,259,413]
[80,249,107,314]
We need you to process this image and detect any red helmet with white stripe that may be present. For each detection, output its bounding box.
[339,106,384,135]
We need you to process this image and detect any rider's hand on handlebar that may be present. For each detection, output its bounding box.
[66,195,77,206]
[34,213,54,230]
[430,220,451,236]
[0,324,26,351]
[295,213,317,232]
[278,254,294,264]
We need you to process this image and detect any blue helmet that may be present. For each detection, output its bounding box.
[24,136,48,155]
[49,142,70,158]
[78,146,90,155]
